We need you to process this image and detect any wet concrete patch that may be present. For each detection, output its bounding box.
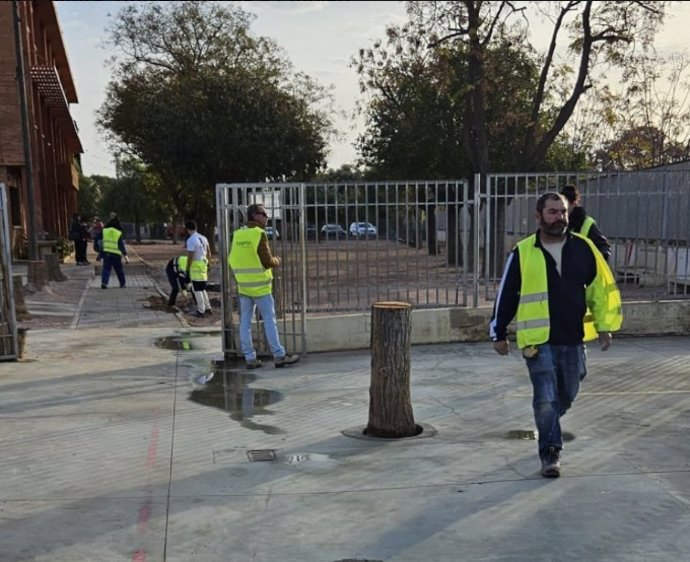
[188,359,284,434]
[154,331,221,351]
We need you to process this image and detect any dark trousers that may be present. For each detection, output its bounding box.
[101,254,126,287]
[75,239,88,263]
[166,260,184,306]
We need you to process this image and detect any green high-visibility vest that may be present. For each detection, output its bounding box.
[580,216,596,237]
[515,233,622,348]
[102,227,122,255]
[229,227,272,297]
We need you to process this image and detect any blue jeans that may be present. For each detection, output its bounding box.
[239,294,286,361]
[525,344,587,459]
[101,254,126,287]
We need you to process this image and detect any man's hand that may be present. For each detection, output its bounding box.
[493,340,509,356]
[123,255,130,264]
[598,332,612,351]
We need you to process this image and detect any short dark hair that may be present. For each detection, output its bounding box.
[536,192,567,213]
[246,204,265,221]
[560,185,580,204]
[185,220,197,231]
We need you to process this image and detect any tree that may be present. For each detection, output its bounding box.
[98,1,334,240]
[359,1,671,176]
[77,175,102,221]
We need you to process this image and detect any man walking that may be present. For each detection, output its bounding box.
[184,220,212,318]
[229,203,299,369]
[99,216,129,288]
[489,192,622,477]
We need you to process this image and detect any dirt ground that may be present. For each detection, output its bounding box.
[17,240,221,329]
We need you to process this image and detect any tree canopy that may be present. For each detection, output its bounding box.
[98,1,334,232]
[356,0,673,177]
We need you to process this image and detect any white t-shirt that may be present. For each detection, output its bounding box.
[542,239,565,275]
[186,232,210,261]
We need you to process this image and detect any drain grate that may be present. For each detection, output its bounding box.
[246,449,277,462]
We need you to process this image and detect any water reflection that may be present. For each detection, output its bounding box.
[188,360,284,434]
[154,331,221,351]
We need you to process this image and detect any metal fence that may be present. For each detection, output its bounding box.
[482,170,690,302]
[216,170,690,351]
[0,183,19,360]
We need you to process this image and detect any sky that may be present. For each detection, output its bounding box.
[54,1,690,178]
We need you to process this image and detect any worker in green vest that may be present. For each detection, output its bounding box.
[99,216,129,289]
[490,192,622,478]
[560,185,611,261]
[229,203,299,369]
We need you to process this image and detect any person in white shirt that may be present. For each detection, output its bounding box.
[184,220,212,317]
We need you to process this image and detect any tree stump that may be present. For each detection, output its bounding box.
[45,254,66,282]
[12,276,31,321]
[27,260,48,289]
[366,301,417,438]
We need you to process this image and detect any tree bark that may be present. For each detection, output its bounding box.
[367,301,416,438]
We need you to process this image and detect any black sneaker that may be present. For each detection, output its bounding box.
[540,446,561,478]
[275,354,299,368]
[101,284,107,289]
[246,359,263,369]
[192,311,205,318]
[204,309,213,316]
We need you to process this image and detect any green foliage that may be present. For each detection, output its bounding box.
[98,1,334,230]
[356,1,672,176]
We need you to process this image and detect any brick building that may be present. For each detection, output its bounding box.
[0,0,82,259]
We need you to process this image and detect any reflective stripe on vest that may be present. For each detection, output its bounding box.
[580,216,596,237]
[102,227,122,255]
[229,227,272,297]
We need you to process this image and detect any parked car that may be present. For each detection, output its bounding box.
[265,225,280,240]
[349,222,377,238]
[320,224,347,240]
[306,224,318,239]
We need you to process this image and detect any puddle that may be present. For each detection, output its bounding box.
[154,331,221,351]
[188,359,284,434]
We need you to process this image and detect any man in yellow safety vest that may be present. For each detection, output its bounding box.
[560,185,611,261]
[229,203,299,369]
[489,192,622,478]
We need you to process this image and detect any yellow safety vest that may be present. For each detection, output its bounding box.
[515,233,622,348]
[229,227,273,297]
[580,216,596,237]
[102,227,122,256]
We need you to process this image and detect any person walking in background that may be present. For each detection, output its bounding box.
[165,254,191,309]
[560,185,611,261]
[99,216,129,289]
[489,192,622,478]
[183,220,212,318]
[229,203,299,369]
[69,213,90,265]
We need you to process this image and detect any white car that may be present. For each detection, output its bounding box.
[349,222,377,237]
[265,225,280,240]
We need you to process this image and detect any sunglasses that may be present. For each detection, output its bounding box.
[255,211,268,217]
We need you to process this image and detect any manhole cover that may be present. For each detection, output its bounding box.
[246,449,277,462]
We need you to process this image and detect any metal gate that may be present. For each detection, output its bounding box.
[216,183,307,359]
[0,183,19,361]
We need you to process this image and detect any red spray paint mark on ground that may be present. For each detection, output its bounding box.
[133,412,160,562]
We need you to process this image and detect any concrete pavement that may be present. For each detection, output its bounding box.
[1,266,690,561]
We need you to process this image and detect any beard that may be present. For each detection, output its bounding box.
[540,218,567,236]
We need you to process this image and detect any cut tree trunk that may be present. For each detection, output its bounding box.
[367,301,416,438]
